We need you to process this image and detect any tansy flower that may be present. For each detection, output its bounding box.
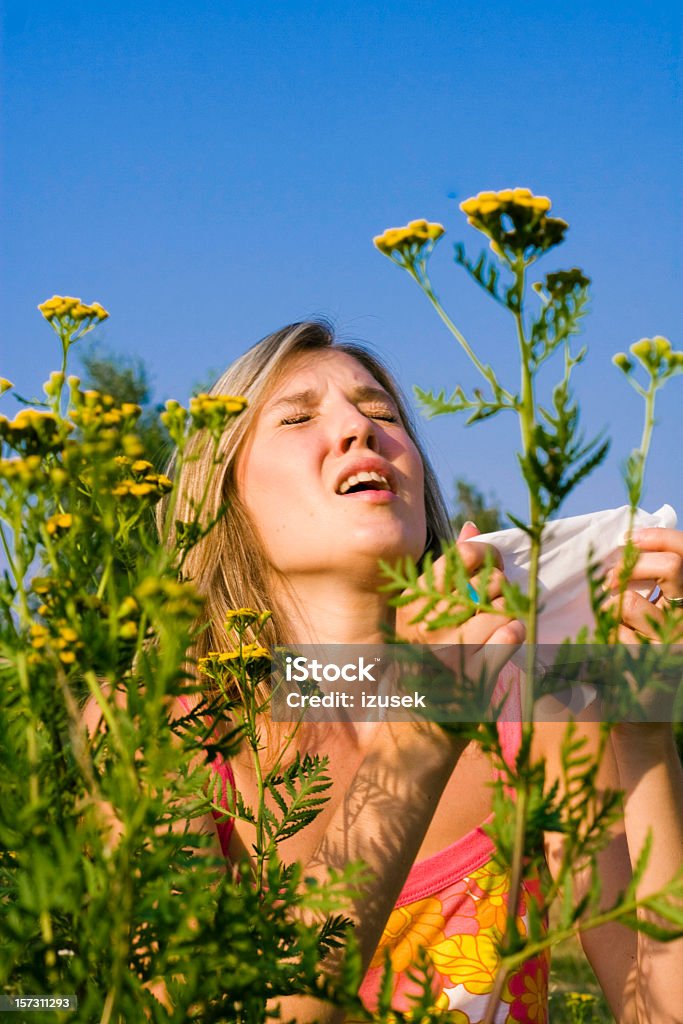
[189,394,248,435]
[0,378,13,395]
[38,295,109,324]
[628,336,683,374]
[0,409,68,455]
[373,219,445,271]
[224,608,271,631]
[198,644,271,680]
[460,187,567,263]
[46,512,73,536]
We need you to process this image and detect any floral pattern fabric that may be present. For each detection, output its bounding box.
[359,675,549,1023]
[360,859,549,1023]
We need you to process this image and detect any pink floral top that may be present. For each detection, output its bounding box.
[204,663,549,1023]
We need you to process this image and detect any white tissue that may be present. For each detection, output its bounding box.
[472,504,677,644]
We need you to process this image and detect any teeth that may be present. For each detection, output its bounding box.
[338,470,391,495]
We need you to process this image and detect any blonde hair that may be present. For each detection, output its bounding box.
[161,320,452,685]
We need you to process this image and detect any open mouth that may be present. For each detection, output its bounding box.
[337,471,393,495]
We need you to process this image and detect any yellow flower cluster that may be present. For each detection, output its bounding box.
[198,643,272,680]
[66,389,144,462]
[30,574,104,621]
[0,409,70,455]
[70,390,141,431]
[135,576,203,621]
[460,187,567,262]
[38,295,109,324]
[29,620,83,666]
[112,462,173,501]
[115,596,140,640]
[46,512,73,537]
[224,608,272,632]
[0,455,44,489]
[189,393,248,435]
[461,188,551,218]
[373,219,445,258]
[159,401,187,446]
[613,336,683,377]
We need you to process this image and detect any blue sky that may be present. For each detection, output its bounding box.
[2,0,681,523]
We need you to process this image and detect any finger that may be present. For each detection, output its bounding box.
[470,567,505,602]
[456,539,504,574]
[430,619,525,702]
[606,591,666,640]
[455,605,523,646]
[607,552,683,591]
[632,527,683,556]
[468,619,526,694]
[458,521,481,541]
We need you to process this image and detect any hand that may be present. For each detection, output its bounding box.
[603,528,683,731]
[395,522,525,714]
[605,527,683,642]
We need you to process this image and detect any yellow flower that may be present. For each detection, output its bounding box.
[373,219,445,260]
[224,608,268,631]
[118,620,138,640]
[0,409,67,455]
[0,378,13,395]
[122,434,145,458]
[118,596,139,618]
[628,336,682,375]
[461,187,551,217]
[198,643,271,679]
[30,624,49,649]
[130,482,156,496]
[612,352,633,374]
[460,187,567,263]
[189,394,248,435]
[46,512,73,536]
[38,295,109,323]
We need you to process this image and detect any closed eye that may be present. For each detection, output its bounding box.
[280,412,313,425]
[280,407,398,426]
[363,407,398,423]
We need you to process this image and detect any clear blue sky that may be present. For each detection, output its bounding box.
[2,0,681,523]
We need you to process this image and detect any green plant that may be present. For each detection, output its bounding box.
[0,299,375,1023]
[374,192,683,1020]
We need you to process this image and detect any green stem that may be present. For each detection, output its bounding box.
[482,260,543,1024]
[0,520,19,584]
[616,377,658,633]
[410,270,516,405]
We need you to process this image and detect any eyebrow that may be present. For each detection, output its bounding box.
[269,384,399,412]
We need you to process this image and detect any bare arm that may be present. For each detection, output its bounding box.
[540,718,683,1024]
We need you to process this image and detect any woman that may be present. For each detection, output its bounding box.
[169,320,683,1022]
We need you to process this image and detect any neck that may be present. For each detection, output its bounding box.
[270,571,394,645]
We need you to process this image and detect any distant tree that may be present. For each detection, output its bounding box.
[451,478,505,535]
[79,345,172,471]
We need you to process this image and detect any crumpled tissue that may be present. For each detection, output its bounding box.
[472,503,677,645]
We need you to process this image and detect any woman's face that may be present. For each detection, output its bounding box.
[236,350,427,579]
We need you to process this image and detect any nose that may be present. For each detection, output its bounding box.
[332,402,379,455]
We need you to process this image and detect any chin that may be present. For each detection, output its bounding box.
[351,526,426,565]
